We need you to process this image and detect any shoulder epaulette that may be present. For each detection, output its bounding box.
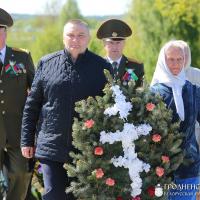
[127,57,142,64]
[12,47,29,53]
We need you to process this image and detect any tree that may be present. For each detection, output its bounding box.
[59,0,83,27]
[126,0,200,81]
[30,26,62,63]
[88,24,105,57]
[30,0,84,64]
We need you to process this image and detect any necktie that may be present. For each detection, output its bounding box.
[0,52,3,72]
[112,61,118,78]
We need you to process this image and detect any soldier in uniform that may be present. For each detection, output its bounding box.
[97,19,144,87]
[0,8,35,200]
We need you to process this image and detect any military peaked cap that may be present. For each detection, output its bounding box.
[97,19,132,41]
[0,8,13,27]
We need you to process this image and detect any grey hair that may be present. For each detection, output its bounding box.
[63,19,90,36]
[163,40,185,67]
[164,40,184,53]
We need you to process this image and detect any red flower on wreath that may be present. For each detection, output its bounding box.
[156,166,165,177]
[146,102,155,111]
[106,178,115,186]
[131,196,141,200]
[147,186,155,197]
[161,155,170,163]
[152,134,161,142]
[116,197,123,200]
[95,168,104,179]
[94,146,104,155]
[84,119,95,128]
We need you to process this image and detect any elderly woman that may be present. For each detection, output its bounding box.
[151,40,200,200]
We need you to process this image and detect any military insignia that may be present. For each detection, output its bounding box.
[127,69,133,74]
[5,61,18,75]
[122,68,138,82]
[18,63,26,73]
[12,47,29,53]
[122,72,129,81]
[127,57,142,65]
[5,60,26,75]
[112,32,118,37]
[123,81,128,86]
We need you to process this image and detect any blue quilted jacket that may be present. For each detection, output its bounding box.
[151,81,200,178]
[21,49,110,162]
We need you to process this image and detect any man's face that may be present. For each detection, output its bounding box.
[165,46,184,76]
[103,40,125,60]
[0,27,7,49]
[63,23,90,58]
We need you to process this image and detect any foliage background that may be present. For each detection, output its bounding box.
[3,0,199,198]
[7,0,200,82]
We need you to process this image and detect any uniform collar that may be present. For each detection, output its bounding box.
[107,56,122,66]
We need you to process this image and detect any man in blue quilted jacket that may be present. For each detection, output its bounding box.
[20,19,111,200]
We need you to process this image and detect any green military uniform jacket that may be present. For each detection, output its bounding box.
[116,55,144,87]
[0,46,35,147]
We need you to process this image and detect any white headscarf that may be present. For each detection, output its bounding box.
[151,40,186,121]
[177,40,200,86]
[176,40,191,69]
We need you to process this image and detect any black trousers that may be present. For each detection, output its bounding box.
[39,159,75,200]
[0,146,33,200]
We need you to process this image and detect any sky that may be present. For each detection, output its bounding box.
[0,0,131,16]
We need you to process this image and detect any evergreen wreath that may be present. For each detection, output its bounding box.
[65,71,184,200]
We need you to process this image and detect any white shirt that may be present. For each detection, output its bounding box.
[0,46,6,63]
[107,56,122,68]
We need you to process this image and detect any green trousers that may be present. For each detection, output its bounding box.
[0,146,33,200]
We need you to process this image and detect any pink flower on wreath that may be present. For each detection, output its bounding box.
[161,155,170,163]
[106,178,115,186]
[152,134,161,142]
[95,168,104,179]
[146,102,155,111]
[156,166,165,177]
[94,146,104,156]
[84,119,95,128]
